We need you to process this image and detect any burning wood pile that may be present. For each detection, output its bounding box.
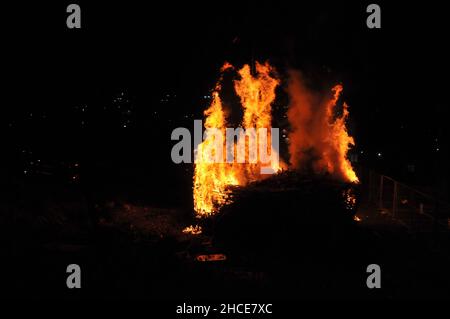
[182,61,361,261]
[212,171,359,257]
[192,61,359,218]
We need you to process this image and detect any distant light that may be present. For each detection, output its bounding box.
[377,152,382,158]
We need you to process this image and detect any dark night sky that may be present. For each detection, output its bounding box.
[2,1,449,190]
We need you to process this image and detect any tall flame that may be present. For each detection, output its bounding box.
[234,62,282,180]
[193,62,281,216]
[193,89,241,215]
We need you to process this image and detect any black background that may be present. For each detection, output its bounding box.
[1,0,450,301]
[3,1,449,190]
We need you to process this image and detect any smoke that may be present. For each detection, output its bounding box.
[286,70,358,183]
[286,70,315,169]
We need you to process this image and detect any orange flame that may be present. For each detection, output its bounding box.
[193,62,282,216]
[316,84,359,183]
[193,64,358,217]
[287,71,358,183]
[234,62,283,179]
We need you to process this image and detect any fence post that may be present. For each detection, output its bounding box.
[432,199,439,235]
[410,189,415,232]
[393,181,398,219]
[379,175,384,209]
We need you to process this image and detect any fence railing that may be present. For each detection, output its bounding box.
[363,170,450,233]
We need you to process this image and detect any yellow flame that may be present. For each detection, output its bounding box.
[193,62,281,216]
[193,89,240,215]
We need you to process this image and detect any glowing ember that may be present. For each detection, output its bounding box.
[343,188,357,211]
[196,254,227,262]
[353,215,362,222]
[182,225,203,235]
